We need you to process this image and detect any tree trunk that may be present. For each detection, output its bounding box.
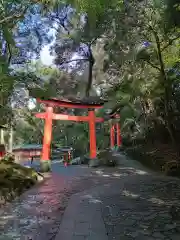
[151,26,177,147]
[85,45,95,97]
[9,127,13,152]
[140,98,148,125]
[0,129,5,144]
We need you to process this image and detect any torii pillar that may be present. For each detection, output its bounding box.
[110,123,115,149]
[41,106,53,172]
[110,114,121,151]
[88,109,99,167]
[115,114,121,149]
[116,122,122,150]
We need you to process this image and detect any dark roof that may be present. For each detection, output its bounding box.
[39,96,107,106]
[52,146,73,155]
[0,125,7,129]
[13,144,42,151]
[53,147,73,153]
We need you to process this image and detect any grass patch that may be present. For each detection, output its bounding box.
[0,160,38,206]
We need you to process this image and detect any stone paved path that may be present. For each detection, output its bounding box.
[1,155,180,239]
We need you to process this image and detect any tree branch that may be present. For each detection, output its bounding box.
[109,103,123,115]
[144,59,161,71]
[90,37,98,46]
[149,25,167,77]
[52,18,70,34]
[162,34,180,52]
[0,7,28,25]
[58,58,89,65]
[7,43,12,65]
[23,111,44,138]
[149,25,177,146]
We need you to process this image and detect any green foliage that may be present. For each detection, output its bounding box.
[100,0,180,145]
[2,152,15,163]
[13,107,44,146]
[39,0,123,24]
[97,150,118,166]
[1,0,180,160]
[0,160,38,203]
[165,0,180,28]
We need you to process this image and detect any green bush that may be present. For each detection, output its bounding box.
[0,160,39,204]
[97,150,117,166]
[162,160,180,177]
[2,152,15,163]
[81,154,90,164]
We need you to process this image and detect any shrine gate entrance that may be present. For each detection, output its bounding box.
[35,97,121,172]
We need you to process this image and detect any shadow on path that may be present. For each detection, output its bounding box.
[0,154,180,239]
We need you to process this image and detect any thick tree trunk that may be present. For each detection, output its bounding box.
[85,45,95,97]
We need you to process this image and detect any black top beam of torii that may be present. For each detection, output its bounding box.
[30,89,120,120]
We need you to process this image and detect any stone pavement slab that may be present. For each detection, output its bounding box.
[55,190,108,240]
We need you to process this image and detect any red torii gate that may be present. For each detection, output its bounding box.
[35,97,121,171]
[110,114,122,149]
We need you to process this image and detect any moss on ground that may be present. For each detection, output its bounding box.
[0,160,38,206]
